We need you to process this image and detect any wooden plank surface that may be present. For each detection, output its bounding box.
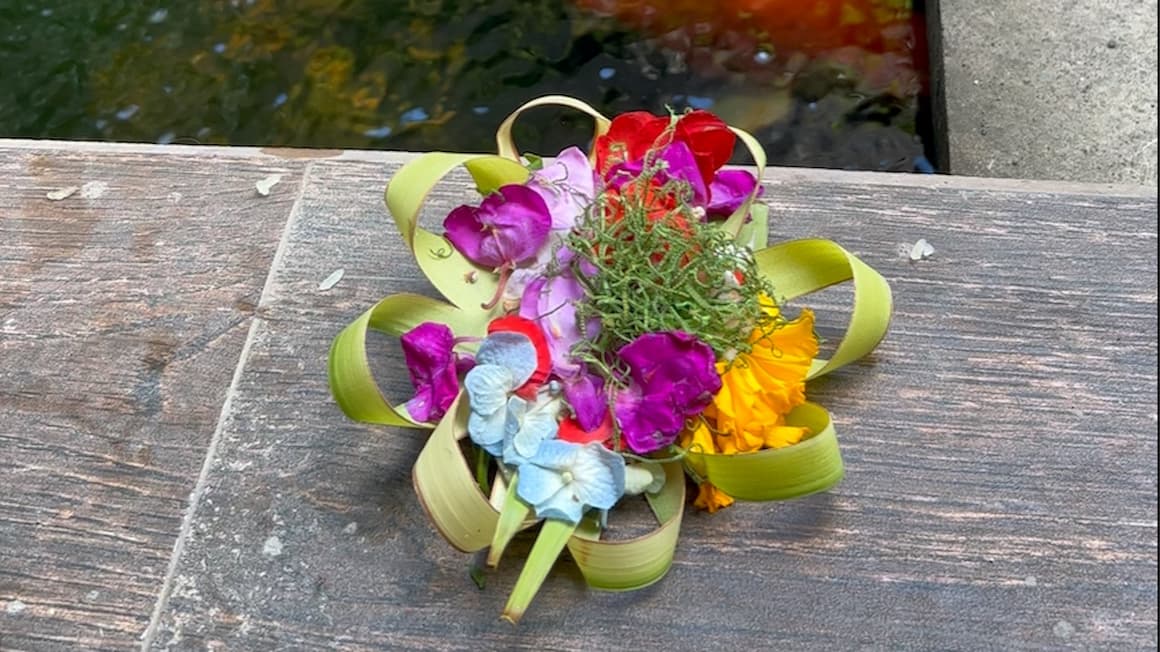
[137,158,1157,650]
[0,148,304,650]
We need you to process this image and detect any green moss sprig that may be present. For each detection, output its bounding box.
[564,172,776,368]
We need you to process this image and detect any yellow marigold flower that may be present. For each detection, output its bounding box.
[682,418,718,456]
[679,301,819,512]
[707,303,817,441]
[714,419,812,454]
[693,482,734,513]
[679,421,738,511]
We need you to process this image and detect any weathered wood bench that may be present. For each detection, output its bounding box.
[1,141,1156,651]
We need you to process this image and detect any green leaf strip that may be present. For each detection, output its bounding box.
[463,155,531,195]
[566,462,685,591]
[755,238,893,379]
[487,475,535,568]
[412,394,501,552]
[328,293,484,427]
[383,152,527,312]
[719,126,769,238]
[684,402,843,501]
[733,202,770,251]
[501,519,579,625]
[494,95,613,162]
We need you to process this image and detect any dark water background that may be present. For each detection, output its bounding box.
[0,1,933,171]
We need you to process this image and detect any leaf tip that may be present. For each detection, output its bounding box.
[469,549,488,589]
[499,610,522,626]
[486,549,502,569]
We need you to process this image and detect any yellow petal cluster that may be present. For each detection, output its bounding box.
[681,299,819,509]
[693,482,735,513]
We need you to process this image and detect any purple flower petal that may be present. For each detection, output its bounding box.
[706,169,761,220]
[519,271,593,376]
[620,331,722,414]
[443,184,552,269]
[528,146,597,233]
[613,331,722,454]
[614,385,686,453]
[605,141,707,206]
[561,371,608,433]
[401,322,460,422]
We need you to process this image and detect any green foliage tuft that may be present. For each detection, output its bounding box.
[564,167,777,373]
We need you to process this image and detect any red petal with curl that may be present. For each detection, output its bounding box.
[594,111,669,176]
[675,111,736,184]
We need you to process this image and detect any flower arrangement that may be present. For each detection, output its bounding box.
[328,96,892,623]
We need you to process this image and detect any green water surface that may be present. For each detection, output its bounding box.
[0,1,928,170]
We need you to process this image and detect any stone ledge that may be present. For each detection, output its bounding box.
[0,142,1155,651]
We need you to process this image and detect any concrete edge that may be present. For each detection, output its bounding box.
[921,0,951,173]
[4,138,1155,198]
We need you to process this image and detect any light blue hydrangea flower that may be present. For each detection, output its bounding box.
[464,332,539,457]
[502,395,561,466]
[516,440,626,524]
[475,332,539,380]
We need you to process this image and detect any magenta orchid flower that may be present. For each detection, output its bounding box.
[613,331,721,454]
[444,184,551,269]
[401,322,470,423]
[444,184,552,308]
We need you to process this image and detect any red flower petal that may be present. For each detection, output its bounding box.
[594,111,669,176]
[674,111,736,185]
[557,414,613,445]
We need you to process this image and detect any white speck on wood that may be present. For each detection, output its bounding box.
[80,181,109,199]
[255,174,283,196]
[46,186,79,201]
[318,268,345,291]
[86,590,100,601]
[6,599,27,614]
[262,535,283,557]
[1024,576,1038,587]
[342,522,358,535]
[909,238,936,261]
[1053,620,1076,639]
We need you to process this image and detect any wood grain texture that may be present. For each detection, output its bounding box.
[146,159,1158,651]
[0,148,302,650]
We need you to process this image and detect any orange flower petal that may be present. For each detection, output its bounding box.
[693,482,735,513]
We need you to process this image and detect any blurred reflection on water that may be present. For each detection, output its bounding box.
[0,0,931,171]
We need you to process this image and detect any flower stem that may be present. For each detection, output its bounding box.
[475,445,491,495]
[481,265,513,310]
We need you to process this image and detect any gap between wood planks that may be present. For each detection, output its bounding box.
[138,161,315,651]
